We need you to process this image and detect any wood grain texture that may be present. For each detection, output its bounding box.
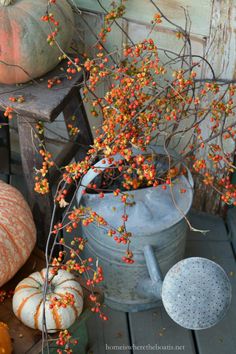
[87,309,131,354]
[85,210,235,354]
[76,0,212,36]
[204,0,236,80]
[226,208,236,254]
[188,210,229,241]
[0,60,84,122]
[128,309,196,354]
[194,0,236,214]
[0,113,10,174]
[17,115,53,249]
[9,173,27,199]
[63,89,93,161]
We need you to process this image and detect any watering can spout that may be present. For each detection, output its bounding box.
[136,245,163,300]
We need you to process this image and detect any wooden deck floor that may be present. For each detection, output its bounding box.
[86,211,236,354]
[0,166,235,354]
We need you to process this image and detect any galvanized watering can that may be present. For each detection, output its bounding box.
[77,147,232,329]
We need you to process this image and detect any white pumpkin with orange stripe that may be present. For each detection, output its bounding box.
[12,268,83,332]
[0,180,36,287]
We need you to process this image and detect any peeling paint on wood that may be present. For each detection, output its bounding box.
[73,0,236,214]
[194,0,236,214]
[204,0,236,79]
[75,0,212,37]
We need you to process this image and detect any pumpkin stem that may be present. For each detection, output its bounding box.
[0,0,13,6]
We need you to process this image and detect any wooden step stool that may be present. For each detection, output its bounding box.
[0,61,93,249]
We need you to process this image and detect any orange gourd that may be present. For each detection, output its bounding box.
[0,0,74,84]
[0,322,12,354]
[0,180,36,287]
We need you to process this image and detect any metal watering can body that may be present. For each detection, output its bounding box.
[80,184,192,311]
[76,147,232,328]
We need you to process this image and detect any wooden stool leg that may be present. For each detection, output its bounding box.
[17,115,53,249]
[0,113,11,179]
[63,88,94,160]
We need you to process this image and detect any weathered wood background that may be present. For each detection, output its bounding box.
[71,0,236,214]
[9,0,236,214]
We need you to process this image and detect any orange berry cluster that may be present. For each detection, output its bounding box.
[0,289,14,303]
[66,58,81,80]
[3,106,14,119]
[67,124,79,136]
[36,121,44,135]
[34,149,54,194]
[98,3,126,42]
[89,292,108,320]
[49,292,75,309]
[66,207,108,230]
[56,329,76,354]
[34,178,49,195]
[41,12,60,46]
[47,77,62,89]
[153,13,162,24]
[219,176,236,206]
[9,95,25,103]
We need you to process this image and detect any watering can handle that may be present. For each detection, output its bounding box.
[76,154,121,205]
[144,245,163,283]
[136,244,163,300]
[76,147,194,205]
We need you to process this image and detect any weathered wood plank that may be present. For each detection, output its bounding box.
[10,151,23,176]
[187,210,229,241]
[0,173,8,183]
[87,308,131,354]
[0,113,10,174]
[9,173,28,200]
[226,208,236,254]
[0,60,84,122]
[186,240,234,260]
[128,308,196,354]
[76,0,212,37]
[0,147,10,173]
[63,89,93,161]
[17,115,53,249]
[126,20,205,54]
[204,0,236,80]
[195,0,236,214]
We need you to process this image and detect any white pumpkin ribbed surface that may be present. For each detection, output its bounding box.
[13,268,83,332]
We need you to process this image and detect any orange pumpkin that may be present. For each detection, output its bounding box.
[0,180,36,287]
[0,322,12,354]
[0,0,74,84]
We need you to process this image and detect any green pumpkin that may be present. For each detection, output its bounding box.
[0,0,74,84]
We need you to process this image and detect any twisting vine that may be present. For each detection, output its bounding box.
[0,0,236,352]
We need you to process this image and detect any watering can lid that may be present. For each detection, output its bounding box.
[161,257,232,330]
[81,174,193,234]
